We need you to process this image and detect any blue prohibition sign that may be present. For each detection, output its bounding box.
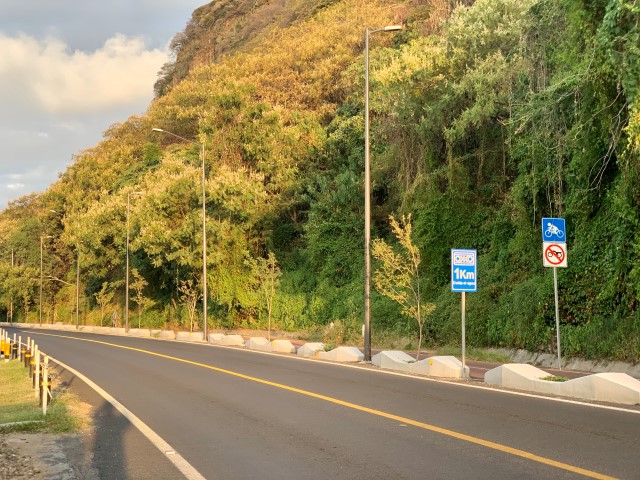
[451,249,477,293]
[542,217,565,243]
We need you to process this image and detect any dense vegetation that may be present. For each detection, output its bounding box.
[1,0,638,362]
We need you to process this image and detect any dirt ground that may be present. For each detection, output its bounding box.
[0,431,98,480]
[0,376,98,480]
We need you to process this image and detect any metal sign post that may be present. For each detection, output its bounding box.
[542,218,567,370]
[451,249,477,375]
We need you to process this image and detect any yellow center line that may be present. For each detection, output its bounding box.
[40,332,616,480]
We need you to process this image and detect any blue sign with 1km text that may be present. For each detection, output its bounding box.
[542,217,566,243]
[451,249,477,293]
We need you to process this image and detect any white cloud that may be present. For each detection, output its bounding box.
[0,32,168,115]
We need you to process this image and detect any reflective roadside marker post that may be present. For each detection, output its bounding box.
[451,249,477,375]
[542,217,568,370]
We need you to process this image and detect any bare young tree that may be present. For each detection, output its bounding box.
[94,281,116,327]
[372,214,436,360]
[249,251,281,340]
[131,269,155,329]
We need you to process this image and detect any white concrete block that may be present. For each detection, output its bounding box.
[485,363,550,389]
[111,328,127,335]
[155,330,176,340]
[297,343,325,358]
[372,351,415,372]
[485,364,640,405]
[128,328,151,337]
[317,346,364,362]
[220,334,245,346]
[247,337,273,352]
[79,326,94,333]
[563,373,640,405]
[175,331,204,342]
[208,333,226,344]
[271,339,296,353]
[409,356,469,378]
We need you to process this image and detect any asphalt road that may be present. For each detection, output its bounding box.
[8,327,640,479]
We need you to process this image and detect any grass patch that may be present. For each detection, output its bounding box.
[0,360,88,434]
[539,375,569,382]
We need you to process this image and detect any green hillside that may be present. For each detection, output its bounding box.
[1,0,639,361]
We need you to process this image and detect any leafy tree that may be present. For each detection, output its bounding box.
[178,277,200,333]
[372,214,435,359]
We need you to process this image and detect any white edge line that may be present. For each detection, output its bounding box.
[49,355,206,480]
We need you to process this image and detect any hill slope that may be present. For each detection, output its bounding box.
[0,0,639,362]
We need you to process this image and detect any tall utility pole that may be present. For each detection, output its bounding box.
[125,191,143,332]
[152,128,208,340]
[39,235,53,326]
[363,25,402,362]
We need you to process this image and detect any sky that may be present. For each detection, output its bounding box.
[0,1,207,210]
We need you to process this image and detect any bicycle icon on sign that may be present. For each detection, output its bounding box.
[544,222,564,240]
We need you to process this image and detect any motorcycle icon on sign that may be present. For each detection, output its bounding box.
[544,222,564,240]
[546,248,564,260]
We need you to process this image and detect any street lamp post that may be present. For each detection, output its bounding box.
[152,128,208,340]
[49,209,80,328]
[75,246,80,329]
[125,191,143,333]
[39,235,53,325]
[364,25,402,362]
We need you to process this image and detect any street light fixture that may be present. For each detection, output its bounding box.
[39,235,54,326]
[364,25,402,362]
[126,191,143,333]
[152,127,208,340]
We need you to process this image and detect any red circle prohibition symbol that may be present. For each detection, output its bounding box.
[545,244,565,265]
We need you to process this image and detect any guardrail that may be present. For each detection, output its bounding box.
[1,327,52,415]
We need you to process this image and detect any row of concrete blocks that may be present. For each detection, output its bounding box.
[208,336,470,379]
[4,323,178,340]
[485,364,640,406]
[0,323,470,378]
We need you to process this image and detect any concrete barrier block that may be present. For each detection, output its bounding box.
[220,334,245,346]
[111,328,127,335]
[154,330,176,340]
[79,326,94,333]
[372,351,415,372]
[208,333,226,344]
[485,364,566,396]
[296,342,325,358]
[128,328,151,337]
[409,356,469,378]
[317,346,364,362]
[485,363,550,389]
[175,332,204,342]
[486,364,640,405]
[271,339,296,353]
[246,337,273,352]
[563,373,640,405]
